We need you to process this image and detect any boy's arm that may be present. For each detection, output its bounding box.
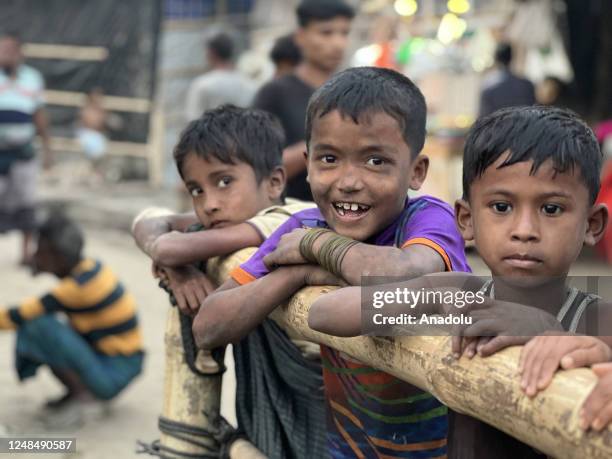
[131,208,199,259]
[151,223,263,267]
[193,266,308,349]
[263,228,447,286]
[309,272,481,337]
[0,280,78,330]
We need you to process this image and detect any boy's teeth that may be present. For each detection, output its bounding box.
[343,203,351,210]
[338,208,345,216]
[350,203,358,211]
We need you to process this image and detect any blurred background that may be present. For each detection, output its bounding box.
[1,1,612,457]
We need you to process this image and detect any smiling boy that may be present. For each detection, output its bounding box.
[196,67,470,458]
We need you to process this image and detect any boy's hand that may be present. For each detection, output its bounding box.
[263,228,310,269]
[451,301,563,358]
[301,265,345,287]
[519,334,611,398]
[164,266,216,316]
[581,363,612,431]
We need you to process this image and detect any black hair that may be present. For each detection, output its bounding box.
[38,213,84,266]
[305,66,427,158]
[463,106,602,203]
[296,0,355,27]
[495,42,512,67]
[270,34,302,66]
[174,104,285,182]
[0,29,21,44]
[207,33,234,61]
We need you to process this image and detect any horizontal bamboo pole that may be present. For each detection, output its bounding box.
[207,249,612,459]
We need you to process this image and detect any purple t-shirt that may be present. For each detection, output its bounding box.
[231,195,470,284]
[230,195,471,458]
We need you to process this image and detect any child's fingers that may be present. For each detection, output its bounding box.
[525,348,552,396]
[535,353,562,392]
[462,338,478,359]
[518,338,536,374]
[593,363,612,375]
[520,339,541,391]
[561,346,608,370]
[461,319,499,337]
[581,378,612,430]
[451,335,463,358]
[591,401,612,432]
[478,336,523,357]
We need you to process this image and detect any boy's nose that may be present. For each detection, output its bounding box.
[510,210,540,242]
[336,166,364,194]
[203,195,221,214]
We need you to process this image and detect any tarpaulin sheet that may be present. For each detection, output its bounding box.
[0,0,162,143]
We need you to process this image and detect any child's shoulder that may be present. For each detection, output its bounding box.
[409,195,454,216]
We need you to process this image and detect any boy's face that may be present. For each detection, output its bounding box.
[32,239,63,276]
[181,153,284,229]
[307,110,428,241]
[296,17,351,72]
[456,153,608,280]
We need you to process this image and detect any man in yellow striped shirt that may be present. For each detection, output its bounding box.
[0,214,143,412]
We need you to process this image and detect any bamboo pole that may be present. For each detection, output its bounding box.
[160,307,222,456]
[207,249,612,459]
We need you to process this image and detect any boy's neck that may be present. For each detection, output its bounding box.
[55,257,83,278]
[492,276,568,316]
[295,61,333,89]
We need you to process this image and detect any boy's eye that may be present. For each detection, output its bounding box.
[542,203,562,216]
[320,154,336,164]
[217,177,232,188]
[491,202,512,214]
[366,157,385,166]
[189,187,203,197]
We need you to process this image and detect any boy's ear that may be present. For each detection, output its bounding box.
[455,198,474,241]
[584,203,608,246]
[266,166,286,201]
[408,154,429,191]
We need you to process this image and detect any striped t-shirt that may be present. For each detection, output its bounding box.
[231,196,471,458]
[0,258,142,356]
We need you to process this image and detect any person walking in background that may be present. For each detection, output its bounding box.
[0,30,51,265]
[253,0,354,202]
[478,42,535,117]
[270,33,302,79]
[185,32,256,122]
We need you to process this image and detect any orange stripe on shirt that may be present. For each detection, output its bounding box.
[370,436,447,452]
[230,266,257,285]
[402,237,452,271]
[330,399,365,429]
[333,415,369,459]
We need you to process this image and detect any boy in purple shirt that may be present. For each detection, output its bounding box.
[195,67,470,458]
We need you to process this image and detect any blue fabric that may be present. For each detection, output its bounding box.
[15,315,143,400]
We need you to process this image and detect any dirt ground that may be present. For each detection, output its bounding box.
[0,229,236,459]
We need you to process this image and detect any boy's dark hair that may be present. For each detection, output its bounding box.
[494,42,512,67]
[270,34,301,66]
[207,33,234,61]
[0,29,21,44]
[174,104,285,182]
[305,66,427,158]
[296,0,355,27]
[463,106,602,203]
[38,213,84,266]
